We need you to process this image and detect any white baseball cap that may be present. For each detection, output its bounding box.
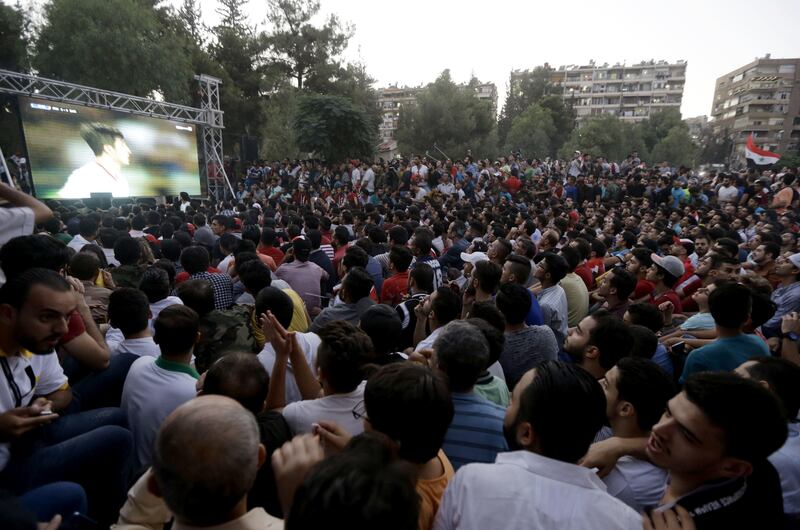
[460,251,489,265]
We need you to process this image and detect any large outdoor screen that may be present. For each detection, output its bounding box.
[18,96,202,199]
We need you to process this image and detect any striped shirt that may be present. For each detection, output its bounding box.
[442,392,508,471]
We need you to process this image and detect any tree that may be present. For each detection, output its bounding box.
[261,85,300,159]
[697,128,732,165]
[294,95,374,162]
[497,65,556,147]
[650,125,698,167]
[209,0,267,151]
[559,114,628,161]
[538,95,575,157]
[0,2,29,71]
[637,108,683,154]
[504,104,555,158]
[263,0,352,91]
[178,0,205,44]
[326,62,381,133]
[34,0,193,103]
[396,70,496,159]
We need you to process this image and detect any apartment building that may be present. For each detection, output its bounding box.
[710,55,800,161]
[545,60,687,122]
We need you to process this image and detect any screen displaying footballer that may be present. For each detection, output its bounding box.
[19,96,203,199]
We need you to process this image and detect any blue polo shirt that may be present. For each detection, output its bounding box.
[442,392,508,471]
[525,290,545,326]
[679,334,769,385]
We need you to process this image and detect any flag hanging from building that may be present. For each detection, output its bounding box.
[745,133,781,166]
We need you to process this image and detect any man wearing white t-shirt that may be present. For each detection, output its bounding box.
[716,175,739,204]
[122,305,200,471]
[599,357,673,512]
[255,287,320,405]
[107,288,160,359]
[72,288,162,412]
[280,320,370,436]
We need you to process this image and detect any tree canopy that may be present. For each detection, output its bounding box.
[294,95,374,162]
[396,71,497,159]
[34,0,193,103]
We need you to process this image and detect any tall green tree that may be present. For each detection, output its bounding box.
[637,108,683,154]
[0,2,29,71]
[34,0,193,103]
[262,0,352,91]
[559,114,629,161]
[537,95,575,156]
[697,128,732,165]
[261,84,300,160]
[294,94,374,162]
[178,0,205,44]
[210,0,266,150]
[504,104,555,158]
[650,125,698,167]
[396,70,496,159]
[497,65,557,147]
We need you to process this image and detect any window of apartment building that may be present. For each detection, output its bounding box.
[769,118,785,126]
[752,120,763,126]
[778,92,789,100]
[778,64,796,74]
[732,73,744,83]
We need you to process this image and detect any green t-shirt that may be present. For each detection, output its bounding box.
[474,373,510,408]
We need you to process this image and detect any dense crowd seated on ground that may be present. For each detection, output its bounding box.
[0,151,799,530]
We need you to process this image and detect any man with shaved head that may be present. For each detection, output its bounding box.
[115,395,281,529]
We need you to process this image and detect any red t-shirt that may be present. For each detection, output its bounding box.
[380,271,410,307]
[332,246,347,274]
[632,279,655,300]
[674,274,701,299]
[574,263,594,290]
[586,258,606,280]
[650,290,683,314]
[258,245,285,267]
[506,177,522,195]
[59,311,86,346]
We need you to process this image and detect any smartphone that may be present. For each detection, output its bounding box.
[670,341,686,356]
[60,512,98,530]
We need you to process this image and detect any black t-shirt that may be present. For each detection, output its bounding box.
[247,410,293,518]
[395,293,427,350]
[628,182,645,198]
[661,461,785,529]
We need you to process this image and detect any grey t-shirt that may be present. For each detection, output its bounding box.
[500,325,558,390]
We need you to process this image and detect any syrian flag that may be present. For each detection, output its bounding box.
[745,133,781,166]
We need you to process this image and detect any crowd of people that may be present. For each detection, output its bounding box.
[0,150,799,530]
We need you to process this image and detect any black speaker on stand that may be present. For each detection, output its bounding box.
[242,135,259,163]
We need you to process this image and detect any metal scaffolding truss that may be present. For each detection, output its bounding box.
[0,69,206,123]
[195,74,234,201]
[0,69,233,201]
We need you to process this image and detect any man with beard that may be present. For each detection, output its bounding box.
[0,269,133,525]
[433,361,641,530]
[747,242,781,288]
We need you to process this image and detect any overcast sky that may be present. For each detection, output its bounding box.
[18,0,800,118]
[188,0,800,119]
